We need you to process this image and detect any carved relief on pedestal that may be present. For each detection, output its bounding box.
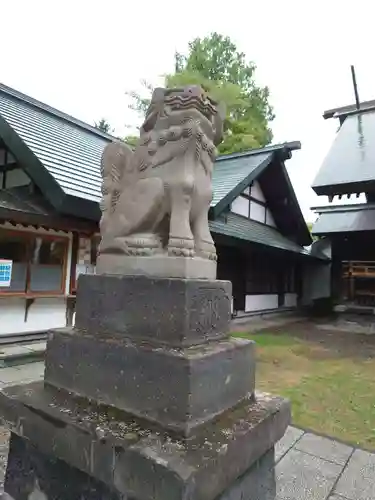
[97,86,225,278]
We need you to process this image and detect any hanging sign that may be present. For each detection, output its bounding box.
[0,259,12,287]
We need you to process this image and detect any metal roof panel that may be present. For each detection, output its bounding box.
[210,212,310,256]
[312,208,375,234]
[0,90,110,202]
[312,111,375,193]
[211,152,272,208]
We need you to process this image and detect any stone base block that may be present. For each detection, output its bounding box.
[4,434,122,500]
[75,274,232,347]
[0,382,290,500]
[96,253,217,280]
[4,434,276,500]
[44,328,255,436]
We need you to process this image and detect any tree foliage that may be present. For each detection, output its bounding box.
[125,33,274,154]
[94,118,113,134]
[307,222,318,242]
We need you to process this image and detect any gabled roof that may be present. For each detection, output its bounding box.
[313,102,375,196]
[211,151,271,209]
[210,212,313,257]
[0,84,310,245]
[0,83,113,220]
[312,203,375,235]
[210,142,312,246]
[210,141,300,214]
[257,155,312,246]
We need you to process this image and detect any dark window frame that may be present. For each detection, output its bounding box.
[245,253,297,295]
[0,228,69,297]
[232,191,270,226]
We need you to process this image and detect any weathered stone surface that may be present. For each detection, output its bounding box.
[4,434,124,500]
[4,435,277,500]
[0,384,290,500]
[98,86,226,279]
[44,328,255,435]
[217,448,276,500]
[75,274,232,347]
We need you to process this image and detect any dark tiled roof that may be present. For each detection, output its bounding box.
[312,110,375,196]
[0,186,53,216]
[0,187,96,231]
[0,84,112,203]
[312,204,375,234]
[209,212,311,256]
[308,238,331,260]
[211,152,271,207]
[211,142,301,216]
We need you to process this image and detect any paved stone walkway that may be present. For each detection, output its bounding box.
[0,363,374,499]
[275,426,375,500]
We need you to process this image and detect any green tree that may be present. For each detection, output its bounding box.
[124,135,139,148]
[126,33,274,154]
[94,118,113,134]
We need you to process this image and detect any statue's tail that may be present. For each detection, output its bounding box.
[100,141,134,212]
[100,141,134,232]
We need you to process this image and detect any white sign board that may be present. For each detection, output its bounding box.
[0,259,12,287]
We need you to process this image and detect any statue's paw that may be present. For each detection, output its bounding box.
[168,246,195,258]
[128,247,154,256]
[124,233,162,257]
[168,247,195,258]
[167,237,195,257]
[194,239,217,261]
[168,237,194,249]
[199,250,217,261]
[209,251,217,261]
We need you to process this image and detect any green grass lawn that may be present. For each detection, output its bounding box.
[233,331,375,450]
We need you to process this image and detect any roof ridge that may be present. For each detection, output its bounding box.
[0,82,117,142]
[216,141,301,161]
[323,99,375,120]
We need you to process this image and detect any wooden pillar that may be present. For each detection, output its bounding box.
[66,232,79,327]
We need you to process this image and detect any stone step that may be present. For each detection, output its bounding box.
[0,331,48,346]
[0,342,47,368]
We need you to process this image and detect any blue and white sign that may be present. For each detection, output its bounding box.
[0,259,12,287]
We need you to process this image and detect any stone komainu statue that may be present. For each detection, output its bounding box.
[97,86,225,278]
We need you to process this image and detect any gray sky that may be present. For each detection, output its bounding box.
[2,0,374,221]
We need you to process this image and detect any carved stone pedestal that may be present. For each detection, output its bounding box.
[0,274,290,500]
